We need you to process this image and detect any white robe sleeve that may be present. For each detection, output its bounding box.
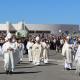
[2,43,8,53]
[75,45,80,61]
[39,45,42,53]
[62,44,66,56]
[0,46,2,55]
[26,42,30,50]
[22,43,24,50]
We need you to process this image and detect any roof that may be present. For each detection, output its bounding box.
[26,24,79,34]
[26,24,51,31]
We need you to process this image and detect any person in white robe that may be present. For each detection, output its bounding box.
[26,38,34,62]
[75,45,80,73]
[20,42,24,61]
[17,39,24,62]
[2,33,15,74]
[75,38,80,75]
[11,36,20,65]
[41,39,49,64]
[32,36,42,65]
[62,36,73,70]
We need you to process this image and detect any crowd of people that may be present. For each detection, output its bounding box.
[0,32,51,74]
[0,32,80,76]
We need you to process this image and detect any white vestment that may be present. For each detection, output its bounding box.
[2,42,15,71]
[11,42,20,65]
[41,42,49,63]
[75,45,80,72]
[26,41,34,61]
[18,43,24,61]
[62,41,72,69]
[32,42,42,65]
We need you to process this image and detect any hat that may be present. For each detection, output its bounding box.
[36,36,39,41]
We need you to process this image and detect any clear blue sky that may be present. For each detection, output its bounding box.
[0,0,80,24]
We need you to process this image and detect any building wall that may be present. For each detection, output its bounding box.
[0,22,79,35]
[26,24,79,35]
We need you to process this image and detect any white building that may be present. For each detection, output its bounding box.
[0,22,79,35]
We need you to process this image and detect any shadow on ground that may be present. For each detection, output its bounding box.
[0,71,42,74]
[16,62,30,66]
[70,68,76,70]
[16,66,36,69]
[38,62,58,66]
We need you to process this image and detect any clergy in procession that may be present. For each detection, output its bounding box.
[41,39,49,64]
[26,38,34,62]
[2,33,15,74]
[32,36,42,65]
[17,39,24,62]
[62,36,73,70]
[75,37,80,75]
[11,36,20,65]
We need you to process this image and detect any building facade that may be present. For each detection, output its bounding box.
[0,22,79,35]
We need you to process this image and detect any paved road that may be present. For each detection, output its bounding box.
[0,50,80,80]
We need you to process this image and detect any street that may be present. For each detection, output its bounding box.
[0,50,80,80]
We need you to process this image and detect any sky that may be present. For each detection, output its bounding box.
[0,0,80,24]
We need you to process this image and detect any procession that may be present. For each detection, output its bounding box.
[0,32,50,74]
[0,31,80,77]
